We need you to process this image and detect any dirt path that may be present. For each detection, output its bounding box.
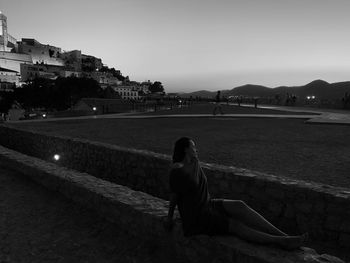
[0,166,183,263]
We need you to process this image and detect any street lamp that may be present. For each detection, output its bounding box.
[53,154,60,161]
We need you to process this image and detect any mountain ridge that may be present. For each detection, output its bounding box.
[178,80,350,99]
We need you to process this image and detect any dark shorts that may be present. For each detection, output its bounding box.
[198,199,230,236]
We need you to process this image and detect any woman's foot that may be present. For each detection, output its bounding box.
[279,233,308,250]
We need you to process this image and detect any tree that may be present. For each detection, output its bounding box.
[13,77,103,111]
[14,78,55,109]
[54,77,103,110]
[0,92,15,113]
[98,66,125,80]
[149,81,164,93]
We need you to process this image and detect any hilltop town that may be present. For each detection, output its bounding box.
[0,11,163,107]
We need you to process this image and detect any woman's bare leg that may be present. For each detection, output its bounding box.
[222,200,287,236]
[229,219,307,250]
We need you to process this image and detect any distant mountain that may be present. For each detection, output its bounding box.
[177,80,350,100]
[273,80,349,99]
[223,84,274,97]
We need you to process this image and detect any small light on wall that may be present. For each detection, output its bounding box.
[53,154,60,161]
[92,107,97,111]
[42,113,46,118]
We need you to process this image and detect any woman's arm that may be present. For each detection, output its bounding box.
[167,193,177,220]
[165,193,178,231]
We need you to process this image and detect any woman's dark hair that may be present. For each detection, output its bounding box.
[172,137,192,163]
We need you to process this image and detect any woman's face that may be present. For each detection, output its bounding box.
[186,140,198,160]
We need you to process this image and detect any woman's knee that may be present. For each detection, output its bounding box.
[238,200,248,209]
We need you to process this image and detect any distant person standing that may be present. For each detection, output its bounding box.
[342,92,350,109]
[254,97,258,108]
[213,91,224,115]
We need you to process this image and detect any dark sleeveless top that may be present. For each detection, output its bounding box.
[169,163,211,236]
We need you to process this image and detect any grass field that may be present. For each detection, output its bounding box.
[9,104,350,189]
[140,103,319,115]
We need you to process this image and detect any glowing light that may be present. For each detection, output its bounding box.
[311,96,315,99]
[53,154,60,161]
[42,114,46,118]
[92,107,97,111]
[307,96,311,100]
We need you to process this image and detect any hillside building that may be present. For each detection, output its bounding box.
[20,63,82,82]
[0,11,138,92]
[81,54,103,72]
[60,50,82,71]
[0,66,20,86]
[20,64,60,81]
[112,85,142,100]
[16,38,64,66]
[0,80,15,92]
[88,71,122,88]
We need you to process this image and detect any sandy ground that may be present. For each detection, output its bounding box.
[0,166,184,263]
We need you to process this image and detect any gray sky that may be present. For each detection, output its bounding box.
[2,0,350,92]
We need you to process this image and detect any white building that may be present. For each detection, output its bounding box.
[112,85,142,100]
[0,51,33,76]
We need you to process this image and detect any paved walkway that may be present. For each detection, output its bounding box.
[0,165,184,263]
[238,104,350,125]
[4,104,350,125]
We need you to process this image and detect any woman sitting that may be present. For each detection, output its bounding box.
[165,137,308,250]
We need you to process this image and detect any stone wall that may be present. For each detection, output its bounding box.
[0,144,345,263]
[0,125,350,256]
